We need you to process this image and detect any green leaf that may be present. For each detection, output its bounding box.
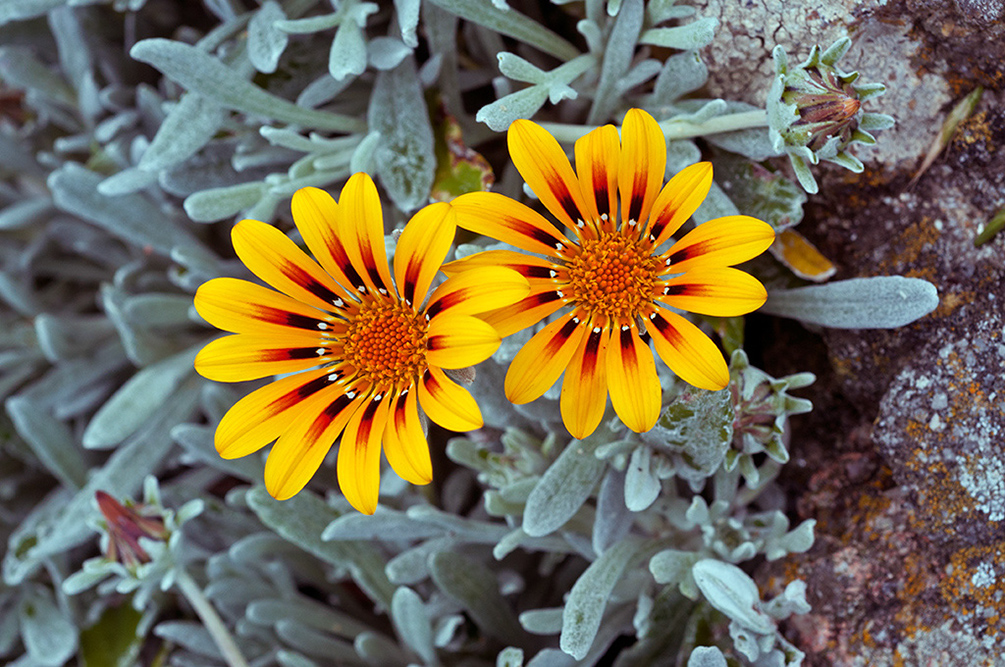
[560,538,650,659]
[130,39,366,133]
[761,276,940,329]
[522,434,606,537]
[248,0,289,74]
[430,101,493,201]
[6,396,87,489]
[429,550,524,643]
[80,602,144,667]
[691,559,774,633]
[368,56,435,211]
[390,587,435,664]
[49,163,207,257]
[19,585,78,667]
[138,93,225,173]
[246,487,395,610]
[184,181,269,223]
[82,345,199,449]
[425,0,579,61]
[587,0,643,124]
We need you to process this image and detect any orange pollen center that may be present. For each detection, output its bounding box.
[342,301,427,388]
[565,232,661,321]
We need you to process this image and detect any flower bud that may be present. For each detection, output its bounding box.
[767,37,895,193]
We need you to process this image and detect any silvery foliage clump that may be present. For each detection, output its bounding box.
[0,0,920,665]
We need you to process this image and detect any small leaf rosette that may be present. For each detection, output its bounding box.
[767,37,895,193]
[446,109,774,440]
[193,173,529,514]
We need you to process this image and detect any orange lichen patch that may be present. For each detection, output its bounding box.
[875,217,943,275]
[939,542,1005,634]
[952,111,995,152]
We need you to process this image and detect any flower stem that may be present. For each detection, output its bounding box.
[539,109,770,143]
[175,569,250,667]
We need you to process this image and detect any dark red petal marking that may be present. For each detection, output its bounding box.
[662,283,708,297]
[594,180,611,220]
[648,311,683,346]
[628,174,646,224]
[281,259,345,306]
[546,316,580,354]
[666,241,711,267]
[550,172,583,224]
[280,311,325,330]
[355,396,383,441]
[402,260,421,305]
[258,347,323,361]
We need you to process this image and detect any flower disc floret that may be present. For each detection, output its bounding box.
[343,302,428,388]
[566,232,661,322]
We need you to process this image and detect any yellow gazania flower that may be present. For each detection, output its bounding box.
[445,109,774,440]
[193,172,529,514]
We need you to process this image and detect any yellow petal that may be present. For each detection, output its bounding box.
[383,389,432,485]
[574,124,620,232]
[618,108,666,229]
[337,392,392,515]
[449,191,569,258]
[394,202,455,307]
[425,265,532,318]
[647,162,713,248]
[647,309,728,390]
[663,215,775,272]
[509,118,591,232]
[505,311,588,404]
[482,286,565,338]
[264,388,365,500]
[232,219,353,314]
[215,367,340,459]
[291,187,365,293]
[560,324,611,439]
[194,277,339,336]
[340,172,395,296]
[606,324,661,433]
[195,333,332,382]
[417,365,482,432]
[427,314,501,369]
[659,267,768,317]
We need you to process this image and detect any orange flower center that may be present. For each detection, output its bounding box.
[565,231,661,322]
[342,300,428,388]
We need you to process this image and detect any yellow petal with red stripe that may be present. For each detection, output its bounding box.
[194,277,336,336]
[449,192,568,258]
[660,267,768,317]
[663,216,775,272]
[417,365,483,432]
[340,172,395,296]
[195,333,332,382]
[505,311,588,404]
[606,324,661,433]
[337,392,392,515]
[264,388,365,500]
[619,109,666,228]
[394,202,455,307]
[647,309,728,390]
[560,324,611,439]
[215,367,339,459]
[383,390,432,485]
[574,124,620,232]
[509,119,591,231]
[291,186,365,294]
[482,287,565,338]
[232,218,353,314]
[425,265,532,318]
[647,162,713,248]
[427,314,501,369]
